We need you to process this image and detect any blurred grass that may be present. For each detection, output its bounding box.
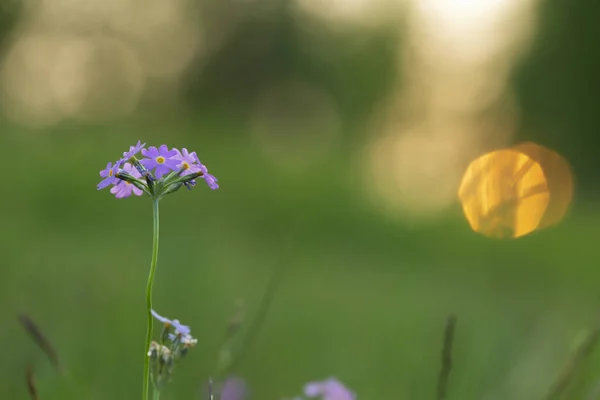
[2,115,600,399]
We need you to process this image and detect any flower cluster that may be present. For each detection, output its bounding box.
[147,310,198,388]
[97,141,218,198]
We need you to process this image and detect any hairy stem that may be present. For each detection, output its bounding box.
[143,198,160,400]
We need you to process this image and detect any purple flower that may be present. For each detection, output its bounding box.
[304,378,356,400]
[109,163,143,198]
[123,140,146,159]
[174,147,219,190]
[97,162,119,190]
[140,145,180,178]
[175,147,204,176]
[221,377,248,400]
[151,309,191,336]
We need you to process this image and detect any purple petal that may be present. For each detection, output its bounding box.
[100,162,112,178]
[151,309,171,325]
[122,162,142,178]
[177,148,200,164]
[304,382,323,397]
[132,186,143,196]
[140,158,157,170]
[154,165,171,179]
[171,319,191,336]
[204,173,219,190]
[97,177,114,190]
[162,158,181,169]
[196,162,208,174]
[179,162,202,176]
[110,183,131,198]
[158,144,178,158]
[152,310,191,336]
[142,147,160,158]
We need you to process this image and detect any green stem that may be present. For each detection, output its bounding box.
[152,388,161,400]
[143,198,160,400]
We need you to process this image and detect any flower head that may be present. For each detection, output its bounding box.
[110,163,144,198]
[141,145,180,178]
[151,309,191,337]
[98,142,219,198]
[304,378,356,400]
[97,162,119,190]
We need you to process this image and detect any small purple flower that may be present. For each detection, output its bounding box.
[203,377,248,400]
[221,377,248,400]
[304,378,356,400]
[174,147,219,190]
[140,145,180,178]
[151,309,191,336]
[109,163,143,198]
[175,147,203,176]
[97,162,119,190]
[123,140,146,159]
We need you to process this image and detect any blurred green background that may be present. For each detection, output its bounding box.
[2,0,600,399]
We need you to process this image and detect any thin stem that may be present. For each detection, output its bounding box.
[152,388,161,400]
[143,198,160,400]
[224,238,290,376]
[436,315,457,400]
[543,328,600,400]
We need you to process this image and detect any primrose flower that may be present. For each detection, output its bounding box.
[97,162,119,190]
[174,148,202,175]
[174,148,220,190]
[110,163,144,198]
[141,145,180,178]
[151,309,191,337]
[304,378,356,400]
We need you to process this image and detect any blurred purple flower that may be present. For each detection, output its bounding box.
[151,309,191,336]
[97,162,119,190]
[221,377,249,400]
[304,378,356,400]
[123,140,146,159]
[140,145,180,178]
[109,163,143,198]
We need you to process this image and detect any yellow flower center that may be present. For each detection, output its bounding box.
[109,170,114,177]
[156,156,165,164]
[182,162,190,170]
